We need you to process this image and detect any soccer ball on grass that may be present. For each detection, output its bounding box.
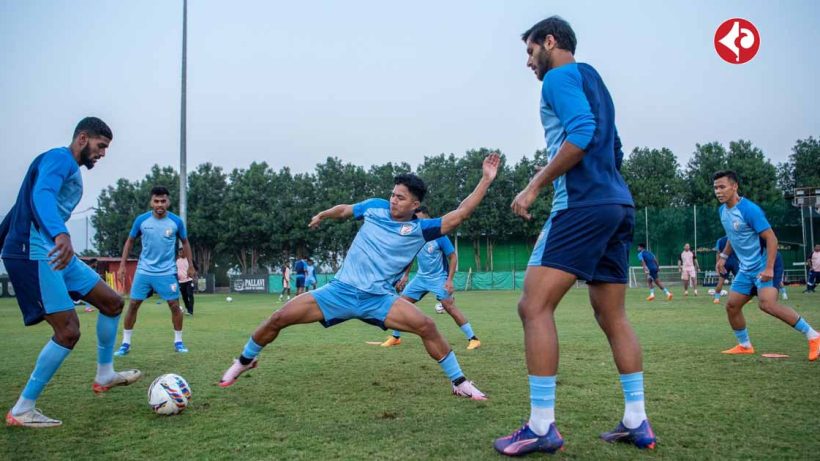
[148,373,192,415]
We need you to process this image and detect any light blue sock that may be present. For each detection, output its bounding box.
[19,340,72,402]
[529,375,556,409]
[97,312,120,366]
[437,351,464,382]
[733,328,751,347]
[649,288,655,296]
[663,287,670,295]
[241,337,264,359]
[392,330,401,338]
[714,292,721,300]
[793,317,818,339]
[459,322,475,340]
[620,372,647,429]
[528,375,556,435]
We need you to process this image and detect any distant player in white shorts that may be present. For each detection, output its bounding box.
[678,243,699,296]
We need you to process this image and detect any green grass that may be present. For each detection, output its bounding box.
[1,289,818,460]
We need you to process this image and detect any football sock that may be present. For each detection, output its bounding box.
[174,330,183,343]
[793,317,820,340]
[734,328,752,347]
[13,340,72,415]
[391,330,401,339]
[96,312,120,383]
[239,337,263,364]
[437,351,464,383]
[528,375,556,436]
[460,322,475,340]
[122,329,133,345]
[620,372,647,429]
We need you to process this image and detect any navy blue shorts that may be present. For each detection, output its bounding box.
[719,262,739,279]
[646,267,659,281]
[295,275,306,288]
[528,205,634,284]
[4,256,100,326]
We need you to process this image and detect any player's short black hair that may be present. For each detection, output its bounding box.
[415,205,429,215]
[713,170,739,184]
[73,117,113,140]
[151,185,170,197]
[637,243,646,249]
[394,173,427,202]
[521,16,577,54]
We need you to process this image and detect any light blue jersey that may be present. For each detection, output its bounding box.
[306,263,315,279]
[334,198,442,294]
[129,211,187,276]
[416,236,455,278]
[719,198,771,273]
[539,63,633,211]
[1,147,82,261]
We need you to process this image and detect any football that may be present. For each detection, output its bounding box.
[226,296,233,302]
[434,302,445,314]
[708,289,716,295]
[148,373,192,415]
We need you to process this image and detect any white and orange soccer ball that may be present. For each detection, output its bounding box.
[148,373,192,415]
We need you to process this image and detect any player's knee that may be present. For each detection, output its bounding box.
[55,326,81,348]
[517,298,546,321]
[416,316,438,338]
[109,295,125,315]
[757,299,777,315]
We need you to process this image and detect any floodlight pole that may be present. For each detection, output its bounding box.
[179,0,188,225]
[801,206,807,279]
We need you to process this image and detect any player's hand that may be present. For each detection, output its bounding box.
[395,275,408,292]
[48,233,74,271]
[511,185,539,220]
[117,265,127,283]
[482,152,500,182]
[445,279,454,295]
[758,268,773,282]
[308,213,324,229]
[715,259,725,274]
[188,266,197,279]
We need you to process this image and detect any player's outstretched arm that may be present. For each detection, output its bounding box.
[440,153,500,235]
[511,141,585,220]
[309,204,354,229]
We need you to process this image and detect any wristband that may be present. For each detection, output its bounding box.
[719,253,729,260]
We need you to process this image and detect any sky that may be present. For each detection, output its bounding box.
[1,0,819,250]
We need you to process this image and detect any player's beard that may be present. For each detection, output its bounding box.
[80,144,95,169]
[537,48,553,80]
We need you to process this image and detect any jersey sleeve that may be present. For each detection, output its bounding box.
[352,198,389,220]
[170,213,188,239]
[543,67,596,150]
[31,152,75,239]
[419,218,443,242]
[637,252,645,262]
[744,203,772,234]
[437,236,455,256]
[614,127,624,170]
[129,214,146,238]
[0,206,13,249]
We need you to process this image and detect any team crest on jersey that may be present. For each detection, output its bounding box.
[732,219,741,231]
[164,228,174,237]
[399,224,414,236]
[426,242,435,253]
[171,283,177,292]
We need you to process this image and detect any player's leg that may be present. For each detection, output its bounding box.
[149,275,186,352]
[5,259,79,427]
[645,274,655,300]
[722,272,755,354]
[81,281,142,392]
[219,292,325,387]
[756,286,820,360]
[690,269,698,295]
[117,272,152,355]
[714,274,726,304]
[383,297,486,400]
[381,280,425,346]
[682,271,690,295]
[590,282,654,448]
[437,288,480,348]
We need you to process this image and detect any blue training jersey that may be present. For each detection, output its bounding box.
[129,211,187,276]
[294,259,307,276]
[637,249,658,270]
[539,62,633,211]
[715,237,740,268]
[306,263,315,279]
[1,147,82,261]
[719,198,771,273]
[335,198,442,294]
[416,236,455,278]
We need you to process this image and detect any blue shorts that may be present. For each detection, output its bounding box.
[295,275,306,288]
[647,268,659,281]
[402,275,452,302]
[529,205,634,283]
[130,273,179,301]
[310,280,398,330]
[3,256,100,326]
[305,276,317,287]
[731,270,775,297]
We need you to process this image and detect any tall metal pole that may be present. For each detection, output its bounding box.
[810,204,815,249]
[179,0,188,225]
[801,206,807,280]
[645,208,649,250]
[693,204,697,253]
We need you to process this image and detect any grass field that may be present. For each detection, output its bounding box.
[1,288,818,460]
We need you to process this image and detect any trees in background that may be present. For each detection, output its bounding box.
[92,136,818,274]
